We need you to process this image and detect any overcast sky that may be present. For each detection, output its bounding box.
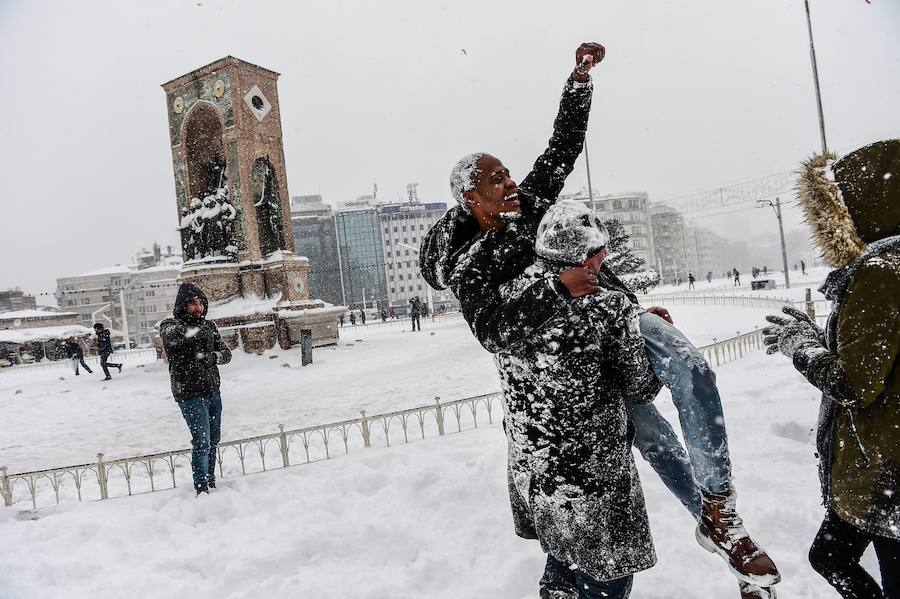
[1,0,898,299]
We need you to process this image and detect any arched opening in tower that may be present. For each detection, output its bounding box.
[179,102,237,261]
[251,157,284,257]
[184,102,227,201]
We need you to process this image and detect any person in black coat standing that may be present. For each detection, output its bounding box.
[92,323,121,380]
[65,336,92,375]
[160,282,232,496]
[409,296,423,331]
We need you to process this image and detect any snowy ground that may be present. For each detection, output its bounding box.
[0,305,775,474]
[1,302,875,598]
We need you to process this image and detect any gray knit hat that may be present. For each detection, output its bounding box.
[535,200,609,265]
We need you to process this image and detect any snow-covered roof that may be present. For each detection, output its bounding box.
[0,309,77,320]
[63,259,182,279]
[0,324,94,344]
[207,294,279,320]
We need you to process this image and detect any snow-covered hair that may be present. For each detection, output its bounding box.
[535,200,610,265]
[449,152,487,212]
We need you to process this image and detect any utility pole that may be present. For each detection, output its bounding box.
[804,0,828,154]
[758,197,791,289]
[584,139,596,213]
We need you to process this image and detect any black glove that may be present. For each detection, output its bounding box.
[762,306,824,358]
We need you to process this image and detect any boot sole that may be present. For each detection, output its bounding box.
[740,581,778,599]
[695,525,781,587]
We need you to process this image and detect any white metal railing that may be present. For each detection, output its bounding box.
[637,293,797,311]
[1,393,502,510]
[1,348,158,372]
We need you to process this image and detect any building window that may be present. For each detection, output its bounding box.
[405,250,410,256]
[401,225,407,231]
[391,287,396,294]
[400,286,405,292]
[386,251,391,258]
[393,226,398,232]
[399,274,404,280]
[419,224,424,230]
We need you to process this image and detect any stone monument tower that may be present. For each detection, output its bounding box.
[162,57,342,351]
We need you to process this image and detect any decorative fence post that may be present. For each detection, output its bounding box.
[278,424,290,468]
[435,397,445,436]
[360,410,371,448]
[1,466,11,507]
[712,338,720,366]
[96,453,109,500]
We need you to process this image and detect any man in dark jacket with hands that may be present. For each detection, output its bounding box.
[160,282,232,496]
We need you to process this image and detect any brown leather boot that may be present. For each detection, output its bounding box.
[739,581,777,598]
[696,487,781,587]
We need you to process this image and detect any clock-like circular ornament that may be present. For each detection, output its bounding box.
[173,96,184,114]
[213,80,225,98]
[291,276,306,295]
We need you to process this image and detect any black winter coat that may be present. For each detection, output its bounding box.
[96,329,114,356]
[498,261,658,581]
[65,340,84,360]
[159,283,232,402]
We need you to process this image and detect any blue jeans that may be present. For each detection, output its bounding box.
[632,311,732,499]
[178,393,222,491]
[542,555,633,599]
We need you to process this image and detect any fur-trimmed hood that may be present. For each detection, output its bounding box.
[798,139,900,268]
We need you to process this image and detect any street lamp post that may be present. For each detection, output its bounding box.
[757,197,791,289]
[584,139,596,213]
[803,0,828,154]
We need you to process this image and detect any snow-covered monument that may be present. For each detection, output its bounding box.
[162,56,342,352]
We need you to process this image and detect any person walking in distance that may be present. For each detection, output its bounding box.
[65,336,92,375]
[733,268,741,286]
[688,272,696,289]
[801,259,807,276]
[409,295,423,332]
[92,323,122,380]
[160,282,232,496]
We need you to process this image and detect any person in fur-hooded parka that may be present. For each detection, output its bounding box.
[763,139,900,596]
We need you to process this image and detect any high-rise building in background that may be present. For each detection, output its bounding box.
[376,200,453,312]
[55,246,182,347]
[649,204,689,284]
[290,195,342,306]
[563,190,655,268]
[334,196,388,309]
